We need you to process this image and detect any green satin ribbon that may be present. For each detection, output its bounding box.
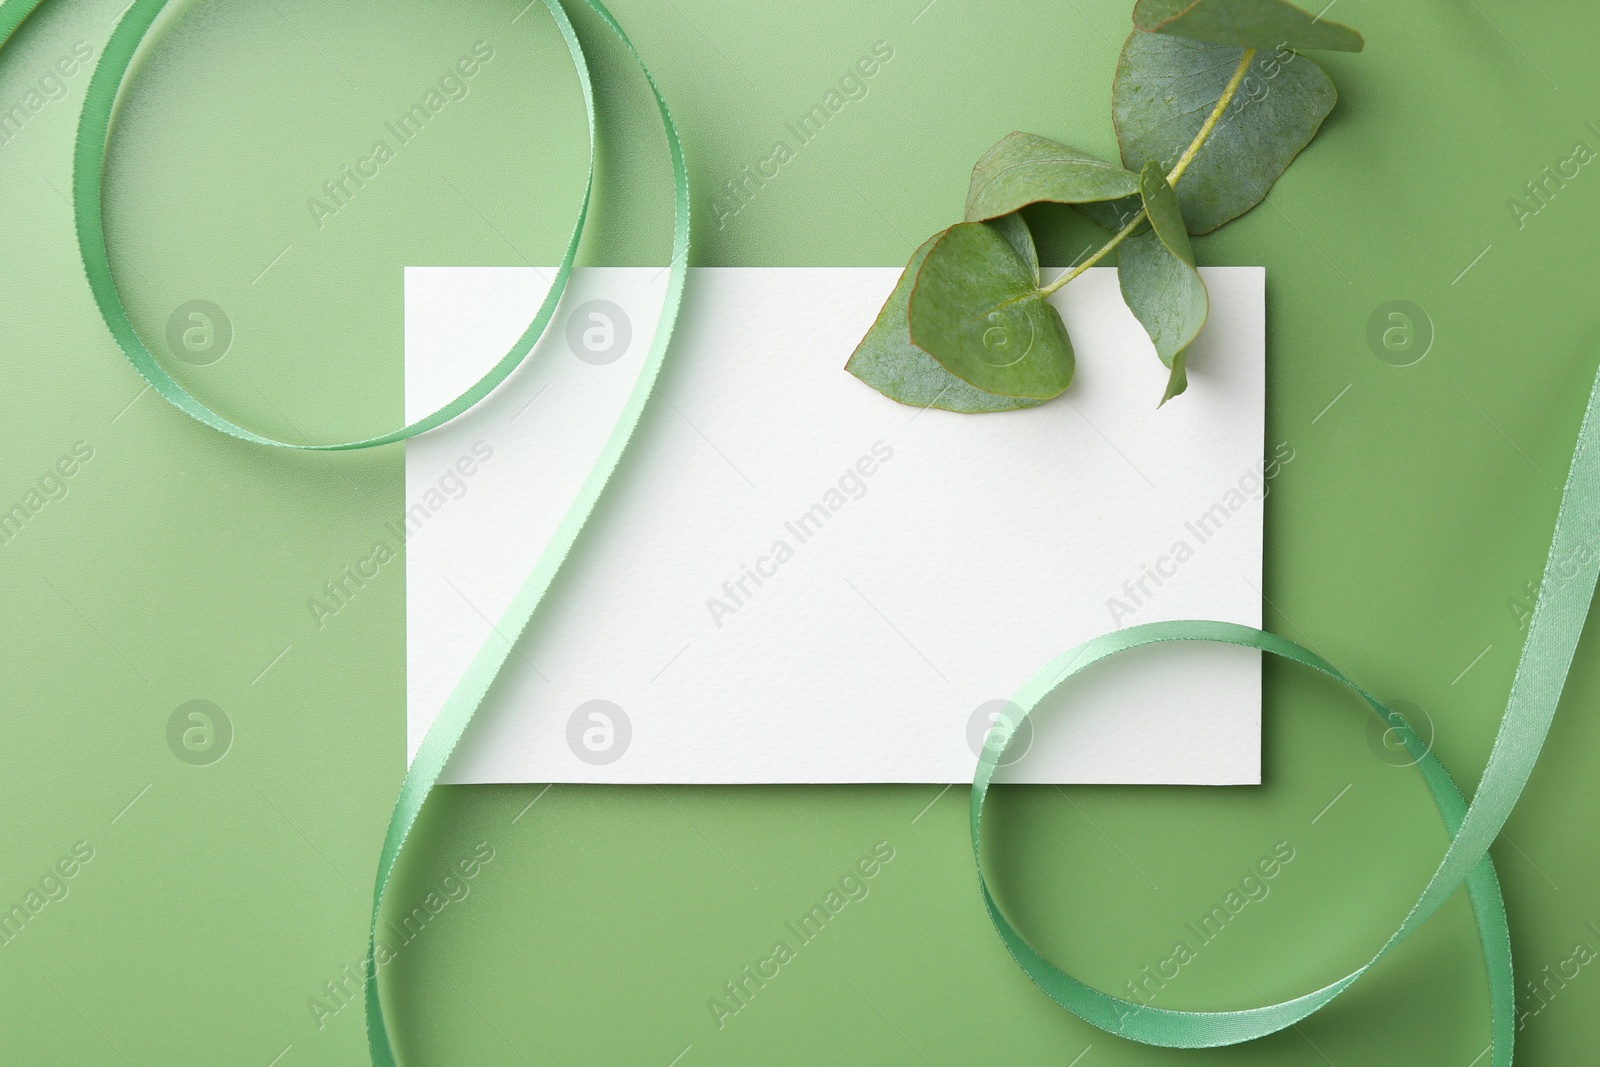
[977,356,1600,1063]
[976,625,1516,1057]
[3,0,1590,1059]
[74,0,604,451]
[6,0,690,1062]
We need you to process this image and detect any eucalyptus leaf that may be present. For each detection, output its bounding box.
[1139,160,1191,251]
[909,222,1074,399]
[1120,162,1208,403]
[965,133,1142,222]
[846,233,1047,413]
[1114,30,1336,233]
[1133,0,1363,53]
[986,211,1039,280]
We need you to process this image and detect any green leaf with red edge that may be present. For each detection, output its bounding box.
[908,221,1074,399]
[1133,0,1363,53]
[1114,30,1337,233]
[1119,162,1209,403]
[846,229,1048,413]
[965,133,1142,223]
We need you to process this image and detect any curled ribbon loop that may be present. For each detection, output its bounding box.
[38,0,691,1061]
[975,623,1516,1057]
[73,0,600,450]
[976,355,1600,1066]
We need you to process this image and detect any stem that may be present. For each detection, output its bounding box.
[1165,47,1255,186]
[1036,46,1255,300]
[1037,210,1145,297]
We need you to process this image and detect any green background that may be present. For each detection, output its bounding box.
[1,0,1597,1063]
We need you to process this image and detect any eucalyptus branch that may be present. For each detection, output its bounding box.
[1037,46,1255,299]
[848,1,1361,414]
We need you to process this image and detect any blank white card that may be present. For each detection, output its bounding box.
[405,266,1264,784]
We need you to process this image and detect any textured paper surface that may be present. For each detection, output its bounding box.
[404,266,1264,784]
